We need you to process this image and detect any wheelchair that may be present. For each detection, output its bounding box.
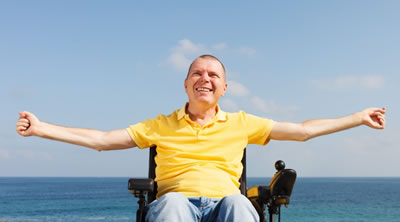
[128,146,296,222]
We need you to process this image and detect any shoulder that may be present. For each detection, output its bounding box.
[225,110,264,121]
[226,110,275,128]
[224,110,257,126]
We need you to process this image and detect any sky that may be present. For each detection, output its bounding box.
[1,0,399,177]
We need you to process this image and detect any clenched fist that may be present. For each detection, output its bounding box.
[16,111,40,137]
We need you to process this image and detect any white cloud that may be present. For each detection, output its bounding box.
[223,80,298,119]
[226,71,241,79]
[361,75,385,89]
[250,96,298,120]
[166,39,208,71]
[174,39,207,55]
[227,80,250,97]
[220,98,240,112]
[251,96,280,114]
[39,152,54,161]
[165,39,258,72]
[0,149,10,160]
[166,52,192,72]
[16,150,35,159]
[335,75,359,88]
[312,75,385,90]
[212,43,228,50]
[15,150,54,161]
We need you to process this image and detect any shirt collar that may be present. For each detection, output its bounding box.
[177,103,227,122]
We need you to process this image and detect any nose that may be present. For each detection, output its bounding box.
[200,73,210,82]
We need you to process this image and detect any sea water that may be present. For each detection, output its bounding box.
[1,177,399,221]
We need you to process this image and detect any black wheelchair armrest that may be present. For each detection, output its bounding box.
[128,178,154,197]
[248,186,271,203]
[247,161,297,222]
[247,168,296,206]
[247,185,271,219]
[269,168,296,206]
[128,178,154,222]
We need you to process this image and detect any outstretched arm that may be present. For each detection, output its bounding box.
[16,111,137,151]
[269,107,386,141]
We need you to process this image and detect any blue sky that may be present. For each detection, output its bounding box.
[1,0,399,177]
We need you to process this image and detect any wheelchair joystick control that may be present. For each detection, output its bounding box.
[275,160,285,171]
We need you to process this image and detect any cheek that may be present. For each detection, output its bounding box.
[184,80,193,91]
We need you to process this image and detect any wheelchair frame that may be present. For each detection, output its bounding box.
[128,146,296,222]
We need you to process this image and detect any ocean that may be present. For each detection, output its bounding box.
[1,177,399,221]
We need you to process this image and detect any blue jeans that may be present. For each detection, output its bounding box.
[145,192,259,222]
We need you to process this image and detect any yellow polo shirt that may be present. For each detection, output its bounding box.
[126,104,275,199]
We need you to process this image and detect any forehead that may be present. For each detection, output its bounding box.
[189,58,224,74]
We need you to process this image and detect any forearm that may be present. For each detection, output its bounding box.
[302,112,363,140]
[35,122,109,151]
[269,107,385,142]
[270,112,363,141]
[17,111,137,151]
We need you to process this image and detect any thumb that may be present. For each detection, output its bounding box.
[20,111,39,123]
[19,111,26,119]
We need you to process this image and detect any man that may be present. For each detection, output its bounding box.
[16,55,386,222]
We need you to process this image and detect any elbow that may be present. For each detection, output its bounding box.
[93,146,103,152]
[295,135,310,142]
[299,136,311,142]
[86,142,105,152]
[297,123,312,142]
[92,132,111,151]
[95,139,111,152]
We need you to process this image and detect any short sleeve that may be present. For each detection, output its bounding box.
[126,118,159,149]
[243,112,276,145]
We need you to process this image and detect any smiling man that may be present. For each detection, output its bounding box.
[16,55,386,222]
[184,55,227,126]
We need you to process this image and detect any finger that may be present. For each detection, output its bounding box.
[373,113,384,120]
[369,107,386,114]
[379,117,386,125]
[378,113,385,120]
[17,123,30,128]
[17,118,29,124]
[17,126,27,131]
[16,122,29,128]
[16,118,30,125]
[377,118,385,128]
[19,112,27,119]
[17,127,27,134]
[24,111,35,117]
[18,129,26,136]
[376,107,386,114]
[23,111,38,123]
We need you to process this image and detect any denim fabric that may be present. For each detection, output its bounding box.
[145,192,259,222]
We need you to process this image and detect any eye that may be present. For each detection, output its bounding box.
[210,73,220,78]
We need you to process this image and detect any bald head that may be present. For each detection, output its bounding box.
[186,55,226,81]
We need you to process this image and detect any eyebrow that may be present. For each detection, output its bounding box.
[209,71,220,76]
[189,68,202,74]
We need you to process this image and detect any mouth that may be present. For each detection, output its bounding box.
[196,87,213,92]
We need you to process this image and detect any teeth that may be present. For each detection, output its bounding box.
[197,88,211,92]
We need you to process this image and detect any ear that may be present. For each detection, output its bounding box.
[184,78,187,90]
[222,82,228,96]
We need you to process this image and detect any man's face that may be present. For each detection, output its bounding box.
[184,58,227,107]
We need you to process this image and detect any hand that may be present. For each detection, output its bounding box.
[16,111,40,137]
[361,107,386,129]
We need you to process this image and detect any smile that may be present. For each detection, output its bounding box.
[196,87,212,92]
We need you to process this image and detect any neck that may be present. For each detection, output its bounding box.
[186,102,218,126]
